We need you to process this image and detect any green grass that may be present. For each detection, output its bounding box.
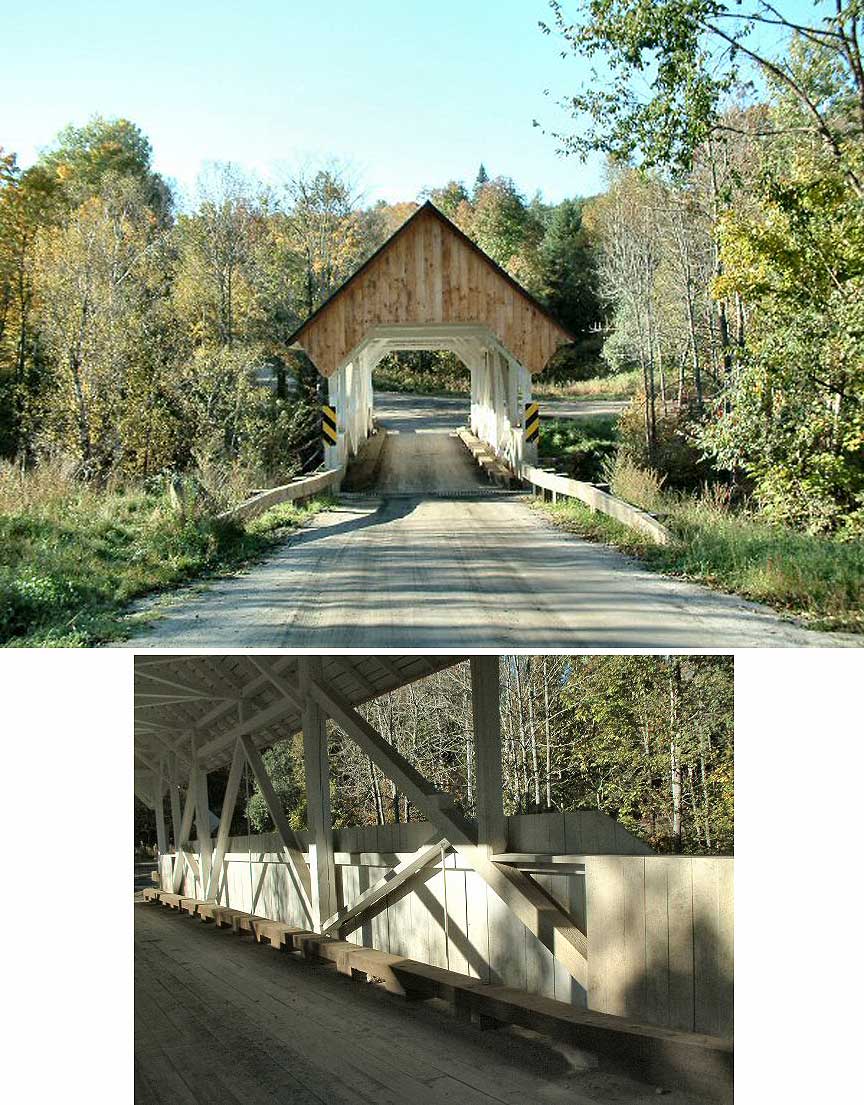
[0,484,332,647]
[534,492,864,633]
[371,367,470,396]
[535,368,641,402]
[538,416,618,482]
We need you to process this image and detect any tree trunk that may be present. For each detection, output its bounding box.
[526,659,541,810]
[543,657,552,809]
[668,659,683,853]
[368,758,384,825]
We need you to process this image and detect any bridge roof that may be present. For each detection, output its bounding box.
[133,654,464,801]
[288,201,575,376]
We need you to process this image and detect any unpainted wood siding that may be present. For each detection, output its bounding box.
[294,206,571,377]
[586,855,733,1037]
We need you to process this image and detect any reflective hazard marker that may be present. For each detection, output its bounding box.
[524,402,540,443]
[322,404,338,445]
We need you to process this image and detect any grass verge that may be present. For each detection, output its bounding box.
[533,494,864,633]
[0,488,334,647]
[535,368,641,401]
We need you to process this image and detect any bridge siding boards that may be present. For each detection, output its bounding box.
[585,855,734,1039]
[290,203,572,377]
[166,813,731,1038]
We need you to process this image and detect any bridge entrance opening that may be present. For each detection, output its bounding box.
[370,350,477,495]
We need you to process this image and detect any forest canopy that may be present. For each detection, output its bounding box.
[0,126,600,489]
[135,655,733,858]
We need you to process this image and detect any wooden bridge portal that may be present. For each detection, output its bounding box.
[287,203,575,472]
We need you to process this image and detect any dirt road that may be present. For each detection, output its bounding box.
[124,404,853,647]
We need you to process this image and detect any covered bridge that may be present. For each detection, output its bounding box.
[135,654,733,1103]
[287,202,575,470]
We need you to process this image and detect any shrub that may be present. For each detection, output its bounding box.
[538,416,618,482]
[608,456,666,513]
[617,395,719,491]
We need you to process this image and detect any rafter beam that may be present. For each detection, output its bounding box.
[332,656,377,697]
[195,697,297,764]
[248,657,304,710]
[137,671,236,700]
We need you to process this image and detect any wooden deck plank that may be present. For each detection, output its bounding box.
[135,900,728,1104]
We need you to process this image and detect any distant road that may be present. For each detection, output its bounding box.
[535,398,629,419]
[373,391,628,428]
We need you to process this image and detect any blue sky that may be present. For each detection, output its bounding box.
[2,0,810,206]
[1,0,603,204]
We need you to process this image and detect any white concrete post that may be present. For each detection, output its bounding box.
[299,656,337,930]
[471,656,507,855]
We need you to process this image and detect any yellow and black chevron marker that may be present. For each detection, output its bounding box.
[524,401,540,443]
[321,403,338,446]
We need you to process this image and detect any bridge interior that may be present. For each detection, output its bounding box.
[134,654,732,1103]
[135,896,698,1105]
[371,391,486,495]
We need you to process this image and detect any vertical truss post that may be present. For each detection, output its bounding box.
[171,783,198,894]
[206,736,245,901]
[153,762,168,858]
[168,753,182,852]
[299,656,337,931]
[190,733,213,900]
[471,656,507,856]
[238,732,314,925]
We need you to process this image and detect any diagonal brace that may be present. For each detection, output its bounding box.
[309,674,588,987]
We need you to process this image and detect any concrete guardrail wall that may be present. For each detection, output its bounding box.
[519,463,671,545]
[219,466,344,524]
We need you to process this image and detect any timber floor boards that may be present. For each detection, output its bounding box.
[134,902,710,1105]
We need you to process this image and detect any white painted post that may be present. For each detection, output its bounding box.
[168,753,182,851]
[206,737,245,900]
[362,348,374,436]
[327,364,348,469]
[153,765,168,857]
[190,733,213,900]
[471,656,507,855]
[299,656,337,930]
[520,362,537,467]
[171,784,198,894]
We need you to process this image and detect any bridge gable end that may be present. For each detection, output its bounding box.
[289,202,574,377]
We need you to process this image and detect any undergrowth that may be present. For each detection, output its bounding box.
[0,461,333,646]
[534,487,864,633]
